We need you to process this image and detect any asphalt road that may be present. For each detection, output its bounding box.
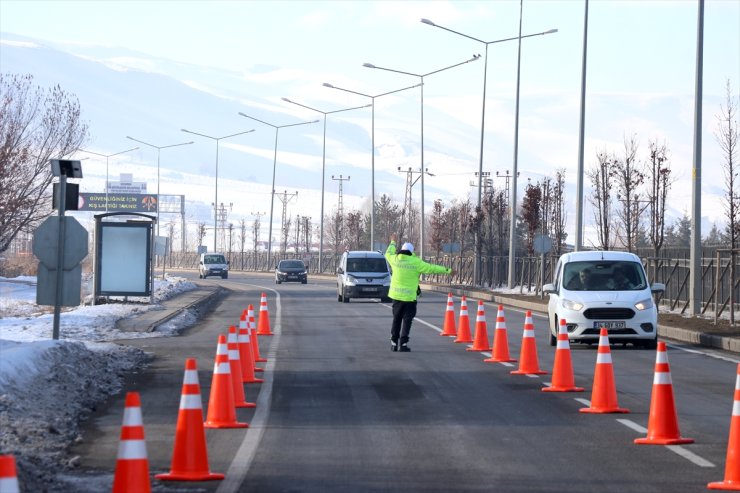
[73,272,740,492]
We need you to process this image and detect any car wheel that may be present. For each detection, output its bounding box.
[222,273,228,279]
[381,296,391,303]
[337,293,342,302]
[301,279,307,284]
[342,291,350,303]
[549,316,558,346]
[643,336,658,350]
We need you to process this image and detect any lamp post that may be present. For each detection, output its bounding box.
[237,112,318,269]
[180,128,255,252]
[362,54,480,259]
[322,82,421,251]
[79,146,138,211]
[281,97,370,273]
[421,17,557,286]
[126,136,193,237]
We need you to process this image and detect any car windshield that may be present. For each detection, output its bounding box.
[346,258,388,273]
[279,260,304,269]
[562,260,647,291]
[204,255,226,264]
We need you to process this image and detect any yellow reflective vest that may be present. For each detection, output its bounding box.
[385,241,451,301]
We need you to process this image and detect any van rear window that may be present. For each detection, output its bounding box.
[563,260,646,291]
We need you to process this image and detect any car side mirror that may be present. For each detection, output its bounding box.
[543,283,556,294]
[336,267,344,274]
[650,282,665,294]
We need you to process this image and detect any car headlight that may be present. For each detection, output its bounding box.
[383,275,391,286]
[562,299,584,311]
[635,298,654,311]
[345,275,357,286]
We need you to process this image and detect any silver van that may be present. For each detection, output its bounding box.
[336,251,391,302]
[199,253,229,279]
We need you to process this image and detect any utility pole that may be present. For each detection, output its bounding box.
[211,202,232,252]
[398,167,434,247]
[277,191,298,256]
[332,174,350,248]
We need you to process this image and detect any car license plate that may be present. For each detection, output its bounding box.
[593,321,626,329]
[361,287,378,292]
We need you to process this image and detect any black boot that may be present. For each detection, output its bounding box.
[399,343,411,352]
[391,340,398,352]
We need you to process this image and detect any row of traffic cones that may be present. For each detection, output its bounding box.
[440,293,740,490]
[112,294,274,491]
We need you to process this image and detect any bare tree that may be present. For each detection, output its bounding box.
[551,168,568,255]
[613,135,646,252]
[0,73,89,253]
[345,211,365,250]
[716,79,740,248]
[646,140,674,257]
[429,199,447,256]
[520,181,542,255]
[196,222,207,250]
[587,149,617,250]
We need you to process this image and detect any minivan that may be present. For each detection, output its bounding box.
[336,251,391,302]
[199,253,229,279]
[543,251,665,349]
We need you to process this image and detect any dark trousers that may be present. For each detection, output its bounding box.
[391,300,417,345]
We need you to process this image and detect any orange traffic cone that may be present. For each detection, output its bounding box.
[542,318,584,393]
[239,312,263,384]
[440,293,457,337]
[204,335,248,429]
[635,341,693,445]
[112,392,151,493]
[485,305,516,363]
[257,293,273,335]
[454,296,473,344]
[0,455,19,493]
[249,304,267,365]
[708,363,740,490]
[467,301,492,352]
[511,311,547,375]
[156,359,224,482]
[580,329,629,413]
[228,326,255,408]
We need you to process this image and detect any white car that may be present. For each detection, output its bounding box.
[543,251,665,349]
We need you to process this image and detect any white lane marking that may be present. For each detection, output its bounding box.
[617,419,648,433]
[500,362,515,367]
[216,286,281,493]
[525,374,540,379]
[666,343,740,364]
[574,398,591,407]
[616,419,715,468]
[666,445,716,468]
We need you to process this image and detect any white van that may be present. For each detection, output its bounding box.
[543,251,665,349]
[199,253,229,279]
[336,251,391,303]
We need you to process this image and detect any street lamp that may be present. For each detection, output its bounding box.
[322,81,421,251]
[363,54,480,258]
[79,146,138,211]
[281,97,370,273]
[126,136,193,237]
[180,128,255,253]
[237,112,318,269]
[421,17,557,286]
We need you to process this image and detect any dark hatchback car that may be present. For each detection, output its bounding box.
[275,259,308,284]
